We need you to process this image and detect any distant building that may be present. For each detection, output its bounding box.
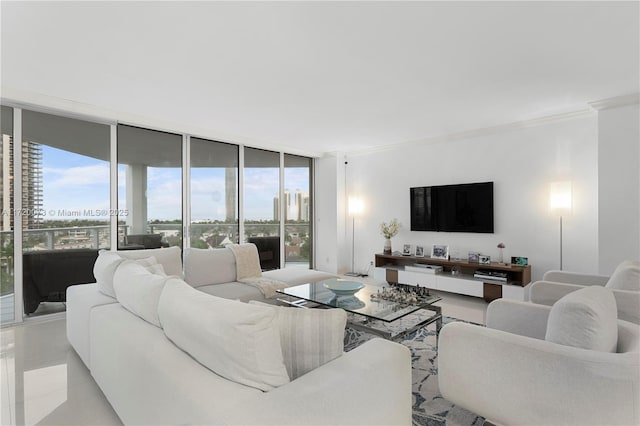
[273,188,309,221]
[1,135,43,231]
[295,189,309,221]
[224,168,236,222]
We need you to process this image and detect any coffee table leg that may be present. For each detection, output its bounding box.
[433,305,443,334]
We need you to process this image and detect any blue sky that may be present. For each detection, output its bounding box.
[41,146,309,221]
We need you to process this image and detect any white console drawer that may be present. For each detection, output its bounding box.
[437,276,483,297]
[373,267,387,281]
[397,270,437,288]
[502,284,525,301]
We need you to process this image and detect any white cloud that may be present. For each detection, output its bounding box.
[44,163,110,187]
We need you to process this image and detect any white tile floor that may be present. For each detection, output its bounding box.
[0,283,487,426]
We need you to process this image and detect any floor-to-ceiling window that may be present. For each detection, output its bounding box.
[284,154,312,268]
[190,138,239,247]
[243,148,281,269]
[21,110,111,317]
[1,106,15,324]
[0,106,315,324]
[117,125,182,248]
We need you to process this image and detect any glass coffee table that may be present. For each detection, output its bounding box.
[276,279,442,341]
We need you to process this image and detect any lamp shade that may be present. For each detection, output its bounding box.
[550,181,572,213]
[348,197,364,216]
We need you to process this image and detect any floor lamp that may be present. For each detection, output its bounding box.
[344,197,364,277]
[550,181,572,270]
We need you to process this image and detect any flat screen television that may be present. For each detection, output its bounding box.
[410,182,494,233]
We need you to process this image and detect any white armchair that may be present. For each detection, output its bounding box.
[438,294,640,426]
[542,269,610,286]
[530,260,640,324]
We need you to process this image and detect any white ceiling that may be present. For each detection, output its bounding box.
[1,1,638,157]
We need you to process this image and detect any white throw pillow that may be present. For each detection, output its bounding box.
[250,301,346,379]
[158,279,289,391]
[94,251,167,297]
[545,286,618,352]
[94,250,126,297]
[183,247,237,287]
[605,260,640,291]
[118,246,183,277]
[134,256,167,276]
[113,260,172,327]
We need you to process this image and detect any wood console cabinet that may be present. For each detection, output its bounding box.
[374,253,531,302]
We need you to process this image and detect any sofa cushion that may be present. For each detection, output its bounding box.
[158,279,289,392]
[134,256,167,276]
[606,260,640,291]
[118,246,183,277]
[198,281,270,303]
[94,250,126,297]
[113,260,172,327]
[250,301,346,380]
[545,285,618,352]
[262,268,338,286]
[183,247,237,287]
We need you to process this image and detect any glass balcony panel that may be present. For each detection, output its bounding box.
[284,154,312,269]
[244,148,280,269]
[1,105,14,324]
[21,110,110,318]
[117,125,182,249]
[190,138,239,248]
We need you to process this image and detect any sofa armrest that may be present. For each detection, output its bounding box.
[438,322,640,426]
[486,299,550,339]
[530,281,640,324]
[245,338,412,425]
[612,289,640,324]
[529,280,586,306]
[543,270,609,286]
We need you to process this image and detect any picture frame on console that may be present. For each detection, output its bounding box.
[402,244,412,256]
[511,256,528,266]
[431,244,449,260]
[468,252,479,263]
[415,245,425,257]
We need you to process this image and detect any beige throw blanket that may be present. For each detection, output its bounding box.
[228,243,288,299]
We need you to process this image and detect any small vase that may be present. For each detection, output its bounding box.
[498,248,504,264]
[383,238,392,254]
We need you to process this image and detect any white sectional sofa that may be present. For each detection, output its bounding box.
[182,247,338,302]
[67,246,413,425]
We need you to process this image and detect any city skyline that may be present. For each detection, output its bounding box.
[273,189,310,222]
[38,144,311,222]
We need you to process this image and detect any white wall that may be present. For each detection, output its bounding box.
[597,102,640,274]
[317,115,600,281]
[314,155,344,273]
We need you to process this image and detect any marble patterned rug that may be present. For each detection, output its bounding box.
[343,317,485,426]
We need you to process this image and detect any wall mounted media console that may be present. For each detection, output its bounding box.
[373,253,531,302]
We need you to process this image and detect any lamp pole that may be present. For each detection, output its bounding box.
[344,214,359,277]
[345,197,362,277]
[559,215,563,270]
[550,181,571,272]
[351,214,355,273]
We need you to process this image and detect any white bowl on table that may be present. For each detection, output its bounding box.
[323,279,365,296]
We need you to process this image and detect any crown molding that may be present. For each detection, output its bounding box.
[588,93,640,111]
[346,107,595,157]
